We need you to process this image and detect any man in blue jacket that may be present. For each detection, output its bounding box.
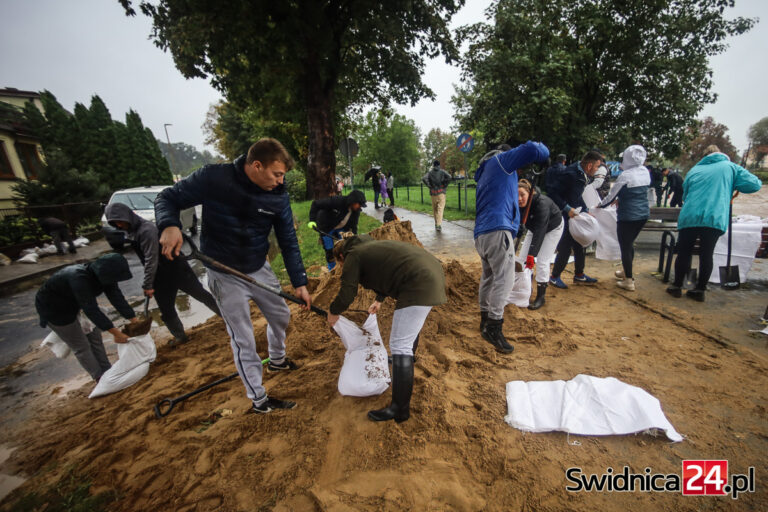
[155,138,311,414]
[474,141,550,353]
[548,150,603,288]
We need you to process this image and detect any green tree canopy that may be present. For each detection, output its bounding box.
[453,0,755,160]
[157,140,220,177]
[120,0,463,198]
[748,117,768,146]
[352,111,422,185]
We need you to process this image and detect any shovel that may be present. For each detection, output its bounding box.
[719,192,740,290]
[122,296,152,337]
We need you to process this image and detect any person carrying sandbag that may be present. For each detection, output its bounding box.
[35,253,139,382]
[326,235,446,423]
[308,189,367,270]
[596,145,651,291]
[547,150,603,289]
[105,202,221,345]
[517,179,563,310]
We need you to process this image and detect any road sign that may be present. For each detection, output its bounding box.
[456,133,474,153]
[339,137,359,159]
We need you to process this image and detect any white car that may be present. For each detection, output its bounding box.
[101,185,197,250]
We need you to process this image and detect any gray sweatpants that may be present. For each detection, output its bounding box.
[475,230,515,320]
[207,263,290,406]
[48,320,110,381]
[390,306,432,356]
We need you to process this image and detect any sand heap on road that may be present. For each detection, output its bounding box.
[3,221,766,511]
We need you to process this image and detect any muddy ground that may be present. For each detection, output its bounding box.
[1,220,766,511]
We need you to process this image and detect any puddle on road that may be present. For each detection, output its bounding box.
[0,445,27,502]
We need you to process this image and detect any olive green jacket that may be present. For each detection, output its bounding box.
[330,235,447,315]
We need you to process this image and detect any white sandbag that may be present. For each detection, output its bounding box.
[568,213,600,247]
[505,374,683,442]
[592,207,621,261]
[647,188,656,207]
[507,268,532,307]
[89,334,157,398]
[16,252,39,264]
[41,243,59,255]
[0,253,11,266]
[334,314,390,397]
[582,186,601,210]
[709,221,763,284]
[41,331,72,359]
[19,248,38,257]
[73,237,90,247]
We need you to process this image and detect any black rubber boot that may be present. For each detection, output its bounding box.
[165,316,189,346]
[480,311,488,333]
[368,355,414,423]
[528,283,547,310]
[482,318,514,353]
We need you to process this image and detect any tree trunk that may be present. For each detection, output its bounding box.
[305,78,336,200]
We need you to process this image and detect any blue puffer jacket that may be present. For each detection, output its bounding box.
[473,141,550,238]
[548,162,589,215]
[678,153,762,233]
[155,155,307,288]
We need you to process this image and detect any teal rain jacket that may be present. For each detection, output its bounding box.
[677,153,762,233]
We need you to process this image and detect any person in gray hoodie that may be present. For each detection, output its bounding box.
[105,203,220,344]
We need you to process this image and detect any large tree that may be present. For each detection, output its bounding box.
[352,111,422,185]
[119,0,463,198]
[454,0,755,159]
[674,116,738,170]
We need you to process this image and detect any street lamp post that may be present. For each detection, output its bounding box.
[163,123,178,180]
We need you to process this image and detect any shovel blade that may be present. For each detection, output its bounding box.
[719,265,740,290]
[122,316,152,337]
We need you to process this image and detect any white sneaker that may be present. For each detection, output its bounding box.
[616,278,635,291]
[614,270,625,280]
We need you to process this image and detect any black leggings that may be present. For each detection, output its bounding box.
[616,219,646,279]
[672,227,724,290]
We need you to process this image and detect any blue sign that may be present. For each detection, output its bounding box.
[456,133,474,153]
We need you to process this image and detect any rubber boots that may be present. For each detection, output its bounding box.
[480,311,489,333]
[368,354,414,423]
[528,283,547,310]
[482,318,514,353]
[165,316,189,346]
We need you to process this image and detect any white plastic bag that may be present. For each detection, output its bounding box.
[41,243,59,255]
[582,186,601,210]
[41,331,72,359]
[592,207,621,261]
[16,252,39,264]
[507,268,532,307]
[89,334,157,398]
[569,213,600,248]
[73,237,90,247]
[333,314,390,397]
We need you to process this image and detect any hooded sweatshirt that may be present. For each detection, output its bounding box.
[105,202,160,290]
[598,145,651,222]
[329,235,447,314]
[473,141,550,238]
[422,164,452,195]
[677,153,762,233]
[309,190,366,234]
[35,253,135,330]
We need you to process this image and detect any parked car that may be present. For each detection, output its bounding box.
[101,186,197,250]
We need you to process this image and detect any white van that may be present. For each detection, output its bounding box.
[101,186,197,250]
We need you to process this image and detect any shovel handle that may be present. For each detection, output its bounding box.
[154,398,175,418]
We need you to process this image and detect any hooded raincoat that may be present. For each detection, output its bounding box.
[677,153,762,233]
[598,145,651,221]
[105,202,160,291]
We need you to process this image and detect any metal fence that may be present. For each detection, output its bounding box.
[349,179,476,215]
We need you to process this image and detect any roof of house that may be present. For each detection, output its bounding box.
[0,88,41,99]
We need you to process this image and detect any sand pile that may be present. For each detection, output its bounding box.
[2,221,767,511]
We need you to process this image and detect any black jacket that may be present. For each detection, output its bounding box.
[39,217,67,234]
[666,171,683,192]
[544,162,566,193]
[523,192,564,257]
[105,202,161,291]
[35,253,135,330]
[309,190,365,234]
[547,162,589,215]
[155,155,307,288]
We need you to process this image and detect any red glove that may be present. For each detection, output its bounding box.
[525,255,535,269]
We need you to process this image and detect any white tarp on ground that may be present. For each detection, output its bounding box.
[504,374,683,442]
[334,314,390,397]
[89,334,157,398]
[709,217,765,284]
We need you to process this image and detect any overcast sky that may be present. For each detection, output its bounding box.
[1,0,765,156]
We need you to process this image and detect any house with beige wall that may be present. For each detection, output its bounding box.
[0,88,45,209]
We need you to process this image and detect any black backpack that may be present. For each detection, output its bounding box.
[383,208,398,223]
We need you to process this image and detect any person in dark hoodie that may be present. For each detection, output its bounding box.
[663,168,684,207]
[547,150,603,289]
[543,153,567,193]
[35,253,138,381]
[474,141,550,353]
[516,179,563,310]
[39,217,77,255]
[422,160,452,231]
[327,235,446,423]
[105,202,221,345]
[155,138,310,414]
[307,189,367,270]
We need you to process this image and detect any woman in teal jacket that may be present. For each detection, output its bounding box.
[667,147,762,301]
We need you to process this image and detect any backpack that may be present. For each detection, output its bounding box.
[383,208,398,223]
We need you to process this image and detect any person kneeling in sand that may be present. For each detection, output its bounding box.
[326,235,446,423]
